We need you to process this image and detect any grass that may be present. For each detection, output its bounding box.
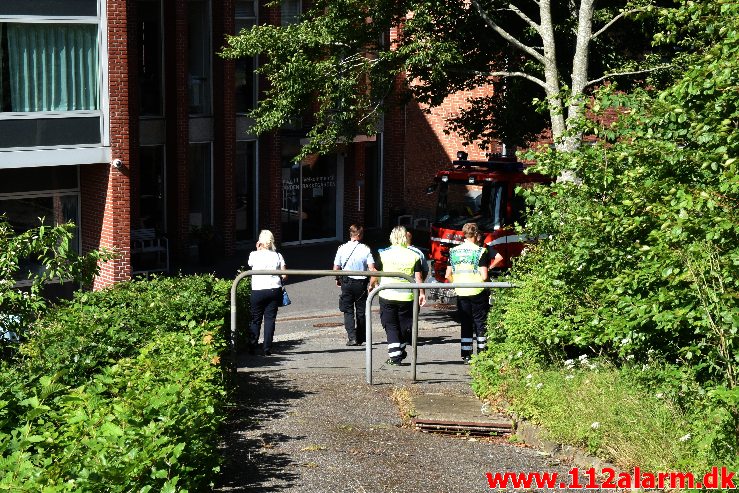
[389,386,418,426]
[480,362,696,471]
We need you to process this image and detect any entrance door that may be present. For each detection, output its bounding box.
[281,153,342,244]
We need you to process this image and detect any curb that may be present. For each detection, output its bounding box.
[514,418,619,472]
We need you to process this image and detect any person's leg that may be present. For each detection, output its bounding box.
[457,295,474,359]
[354,282,369,344]
[380,299,403,364]
[396,300,413,359]
[250,290,268,351]
[262,288,281,354]
[471,290,490,353]
[339,284,358,343]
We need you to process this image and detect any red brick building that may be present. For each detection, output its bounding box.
[0,0,494,288]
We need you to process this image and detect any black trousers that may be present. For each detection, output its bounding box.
[457,290,490,357]
[339,278,369,342]
[379,297,413,361]
[250,287,281,351]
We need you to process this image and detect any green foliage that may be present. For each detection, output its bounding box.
[220,0,672,158]
[0,218,112,342]
[474,362,706,471]
[0,275,236,491]
[474,0,739,468]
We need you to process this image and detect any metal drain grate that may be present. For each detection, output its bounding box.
[312,322,345,328]
[412,418,512,436]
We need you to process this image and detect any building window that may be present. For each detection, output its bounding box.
[188,0,211,116]
[234,0,257,114]
[281,0,300,26]
[138,0,164,116]
[0,23,99,112]
[235,140,257,244]
[0,166,80,283]
[139,145,166,232]
[189,142,212,227]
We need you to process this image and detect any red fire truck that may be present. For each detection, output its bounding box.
[426,152,551,281]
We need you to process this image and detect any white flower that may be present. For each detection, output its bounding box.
[536,383,543,390]
[516,351,523,358]
[565,374,574,380]
[591,422,600,429]
[578,354,588,361]
[526,374,533,380]
[577,264,583,271]
[620,337,631,346]
[626,354,635,360]
[679,433,691,442]
[564,359,575,369]
[655,392,664,399]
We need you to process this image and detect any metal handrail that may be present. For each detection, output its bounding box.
[229,269,415,370]
[364,281,515,384]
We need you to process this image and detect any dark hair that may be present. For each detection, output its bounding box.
[349,224,363,238]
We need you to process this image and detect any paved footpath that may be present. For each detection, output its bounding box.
[215,271,584,493]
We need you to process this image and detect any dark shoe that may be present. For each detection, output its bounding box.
[346,340,359,346]
[385,358,402,366]
[264,349,272,356]
[400,350,408,361]
[462,356,472,365]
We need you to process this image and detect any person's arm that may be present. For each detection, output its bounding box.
[445,265,453,282]
[415,271,426,306]
[279,253,287,282]
[478,249,490,282]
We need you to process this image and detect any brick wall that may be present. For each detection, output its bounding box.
[214,0,236,256]
[79,0,134,289]
[343,142,366,231]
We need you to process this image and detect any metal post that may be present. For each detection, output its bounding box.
[365,281,515,384]
[230,269,414,373]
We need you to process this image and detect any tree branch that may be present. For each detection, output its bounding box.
[458,69,548,90]
[471,0,546,63]
[508,3,540,31]
[585,64,671,87]
[591,8,645,40]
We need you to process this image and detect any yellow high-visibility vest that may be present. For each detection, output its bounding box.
[378,245,419,301]
[449,243,486,296]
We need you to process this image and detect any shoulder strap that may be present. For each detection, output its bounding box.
[340,242,360,270]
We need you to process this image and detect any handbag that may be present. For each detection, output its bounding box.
[281,287,291,306]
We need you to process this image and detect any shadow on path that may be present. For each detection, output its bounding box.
[215,367,311,492]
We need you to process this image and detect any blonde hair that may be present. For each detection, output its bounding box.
[462,222,479,239]
[258,230,276,251]
[389,226,408,247]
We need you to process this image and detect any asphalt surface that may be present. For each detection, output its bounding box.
[213,242,583,492]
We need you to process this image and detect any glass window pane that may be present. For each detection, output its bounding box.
[0,1,97,17]
[281,0,300,26]
[235,140,257,243]
[188,143,212,227]
[6,23,99,112]
[138,0,163,116]
[188,1,211,115]
[0,166,77,194]
[139,145,166,232]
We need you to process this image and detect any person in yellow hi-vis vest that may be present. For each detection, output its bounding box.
[370,226,426,366]
[445,222,490,364]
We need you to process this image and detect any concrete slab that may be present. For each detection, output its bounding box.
[411,393,512,435]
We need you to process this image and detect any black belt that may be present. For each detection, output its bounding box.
[344,278,369,283]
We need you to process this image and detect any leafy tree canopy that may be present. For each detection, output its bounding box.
[221,0,675,157]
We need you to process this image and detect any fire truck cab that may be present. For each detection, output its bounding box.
[427,152,551,281]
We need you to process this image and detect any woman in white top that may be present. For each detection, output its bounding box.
[247,230,287,355]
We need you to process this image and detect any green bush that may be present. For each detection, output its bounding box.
[474,0,739,470]
[0,274,243,491]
